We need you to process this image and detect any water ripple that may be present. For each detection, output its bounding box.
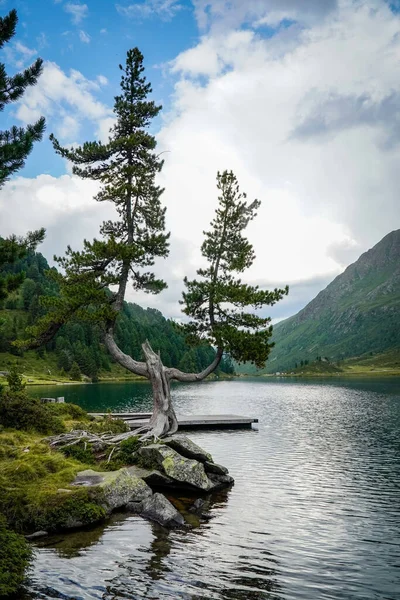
[25,377,400,600]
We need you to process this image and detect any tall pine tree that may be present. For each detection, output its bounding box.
[28,51,288,439]
[0,9,45,301]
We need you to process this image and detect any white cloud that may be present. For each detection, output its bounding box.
[0,175,116,264]
[64,2,88,24]
[192,0,338,31]
[148,0,400,315]
[4,41,38,69]
[15,61,113,142]
[3,0,400,324]
[116,0,184,20]
[97,75,108,86]
[79,30,91,43]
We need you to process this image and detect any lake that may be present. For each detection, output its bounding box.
[25,377,400,600]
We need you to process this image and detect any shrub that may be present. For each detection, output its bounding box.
[0,390,65,435]
[0,514,32,597]
[47,402,89,421]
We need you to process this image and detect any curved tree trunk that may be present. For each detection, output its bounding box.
[105,327,224,438]
[141,341,178,439]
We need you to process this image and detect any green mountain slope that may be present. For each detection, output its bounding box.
[0,249,234,382]
[263,230,400,373]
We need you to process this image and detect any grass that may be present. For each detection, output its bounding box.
[0,349,145,386]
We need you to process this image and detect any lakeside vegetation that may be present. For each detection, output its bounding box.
[257,349,400,377]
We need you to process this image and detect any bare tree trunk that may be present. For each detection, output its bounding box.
[105,330,224,439]
[141,341,178,439]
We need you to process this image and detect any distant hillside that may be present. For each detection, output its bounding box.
[242,230,400,374]
[0,249,234,382]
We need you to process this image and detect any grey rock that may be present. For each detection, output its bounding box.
[126,501,143,514]
[137,444,212,492]
[72,468,152,512]
[207,473,234,491]
[141,493,185,527]
[163,436,213,463]
[204,461,229,475]
[25,530,48,540]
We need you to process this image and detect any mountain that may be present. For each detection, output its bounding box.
[263,230,400,373]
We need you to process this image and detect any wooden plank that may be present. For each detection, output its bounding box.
[89,412,152,419]
[88,412,258,431]
[125,414,258,431]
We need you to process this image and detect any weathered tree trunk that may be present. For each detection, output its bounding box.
[141,340,178,439]
[105,329,223,438]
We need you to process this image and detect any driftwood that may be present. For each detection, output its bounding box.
[45,429,142,463]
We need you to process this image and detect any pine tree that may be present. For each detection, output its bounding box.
[0,9,45,301]
[0,9,45,188]
[182,171,288,369]
[26,51,288,439]
[69,361,81,381]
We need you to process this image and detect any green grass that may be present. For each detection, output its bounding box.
[0,349,144,385]
[270,349,400,377]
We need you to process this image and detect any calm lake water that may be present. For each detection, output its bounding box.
[25,377,400,600]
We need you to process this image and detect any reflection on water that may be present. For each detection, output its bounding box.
[25,378,400,600]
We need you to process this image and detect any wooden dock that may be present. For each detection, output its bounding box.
[89,412,258,431]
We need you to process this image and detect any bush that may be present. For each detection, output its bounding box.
[0,390,65,435]
[0,514,32,597]
[47,402,89,422]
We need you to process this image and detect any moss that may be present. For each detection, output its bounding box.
[0,430,100,533]
[0,514,32,597]
[61,442,96,465]
[33,489,106,532]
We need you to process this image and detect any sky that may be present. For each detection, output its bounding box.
[0,0,400,322]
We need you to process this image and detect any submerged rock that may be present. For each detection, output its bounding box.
[141,493,185,527]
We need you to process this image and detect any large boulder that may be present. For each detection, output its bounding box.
[163,436,213,463]
[136,444,212,492]
[72,468,152,512]
[141,493,185,527]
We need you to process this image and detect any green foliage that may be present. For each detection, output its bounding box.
[0,514,32,597]
[182,171,288,368]
[69,361,81,381]
[0,9,46,308]
[26,47,170,350]
[0,9,45,188]
[61,442,96,465]
[6,364,25,392]
[0,390,65,434]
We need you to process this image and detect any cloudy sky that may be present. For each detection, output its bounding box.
[1,0,399,322]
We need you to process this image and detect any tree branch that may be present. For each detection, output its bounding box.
[104,327,148,377]
[166,347,223,382]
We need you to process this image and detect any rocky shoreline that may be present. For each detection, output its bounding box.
[27,436,234,536]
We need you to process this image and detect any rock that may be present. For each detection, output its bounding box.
[207,472,234,491]
[204,461,229,475]
[125,501,143,514]
[163,436,213,463]
[72,468,152,512]
[137,444,212,492]
[141,493,185,527]
[25,530,48,540]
